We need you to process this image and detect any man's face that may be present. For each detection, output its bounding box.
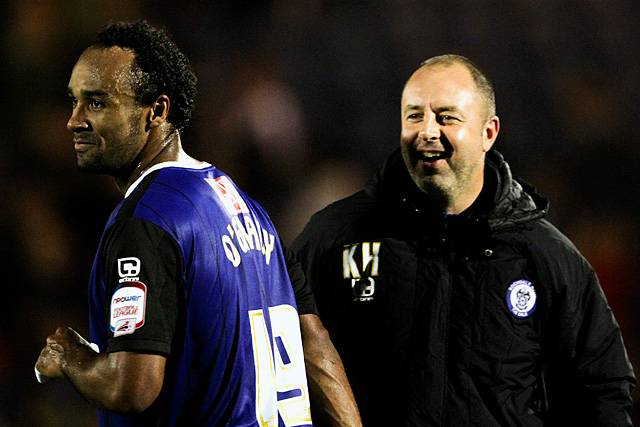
[400,63,499,212]
[67,46,147,175]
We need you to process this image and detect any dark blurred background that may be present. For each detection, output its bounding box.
[1,1,639,425]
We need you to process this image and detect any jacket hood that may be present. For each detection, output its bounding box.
[484,150,548,229]
[365,148,549,230]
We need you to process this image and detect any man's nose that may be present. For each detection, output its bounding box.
[419,114,440,141]
[67,106,89,132]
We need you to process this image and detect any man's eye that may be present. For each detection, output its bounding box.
[406,113,422,121]
[438,115,459,123]
[89,100,105,110]
[70,98,78,108]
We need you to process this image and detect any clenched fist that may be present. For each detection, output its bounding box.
[35,327,99,383]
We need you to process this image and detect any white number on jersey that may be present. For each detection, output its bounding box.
[249,304,312,426]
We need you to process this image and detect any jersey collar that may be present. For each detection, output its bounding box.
[124,160,212,198]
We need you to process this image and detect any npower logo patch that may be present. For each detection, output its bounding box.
[342,241,380,302]
[110,282,147,337]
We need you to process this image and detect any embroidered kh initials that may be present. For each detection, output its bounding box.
[343,242,380,301]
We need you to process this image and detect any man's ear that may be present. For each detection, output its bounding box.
[148,94,170,129]
[482,115,500,152]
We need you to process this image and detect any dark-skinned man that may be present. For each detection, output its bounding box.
[35,20,360,427]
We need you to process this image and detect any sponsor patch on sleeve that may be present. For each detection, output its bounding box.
[110,282,147,337]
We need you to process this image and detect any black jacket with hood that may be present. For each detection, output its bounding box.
[293,149,635,426]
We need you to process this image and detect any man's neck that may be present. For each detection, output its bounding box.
[445,185,483,215]
[407,176,486,217]
[450,168,496,218]
[115,129,200,194]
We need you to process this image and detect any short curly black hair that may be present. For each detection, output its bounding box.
[96,20,197,133]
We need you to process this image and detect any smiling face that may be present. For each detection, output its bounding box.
[400,62,499,213]
[66,46,149,177]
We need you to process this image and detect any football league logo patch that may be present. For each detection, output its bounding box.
[506,279,537,318]
[110,282,147,337]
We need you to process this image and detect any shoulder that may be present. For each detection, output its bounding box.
[127,167,222,219]
[528,220,585,260]
[308,190,376,231]
[516,218,595,285]
[140,167,214,207]
[294,190,376,250]
[113,167,237,250]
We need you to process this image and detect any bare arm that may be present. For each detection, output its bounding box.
[300,314,362,427]
[35,326,165,413]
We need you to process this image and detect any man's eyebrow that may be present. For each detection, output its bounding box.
[434,106,461,113]
[67,88,110,98]
[403,104,423,112]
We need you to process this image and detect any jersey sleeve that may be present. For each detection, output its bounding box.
[101,217,181,355]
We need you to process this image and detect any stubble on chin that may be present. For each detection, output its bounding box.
[75,151,116,175]
[76,153,101,173]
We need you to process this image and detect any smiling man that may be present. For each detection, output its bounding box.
[34,20,360,426]
[400,57,499,214]
[292,54,635,426]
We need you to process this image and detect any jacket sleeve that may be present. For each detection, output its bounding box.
[546,256,636,426]
[291,212,331,296]
[282,241,318,315]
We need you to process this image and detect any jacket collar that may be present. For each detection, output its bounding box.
[365,148,549,230]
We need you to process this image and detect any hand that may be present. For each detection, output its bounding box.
[35,327,97,383]
[35,327,69,382]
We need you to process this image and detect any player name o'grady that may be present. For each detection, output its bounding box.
[221,214,275,268]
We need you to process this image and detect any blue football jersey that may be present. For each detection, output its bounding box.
[87,161,313,426]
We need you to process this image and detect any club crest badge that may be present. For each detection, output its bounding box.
[506,279,537,318]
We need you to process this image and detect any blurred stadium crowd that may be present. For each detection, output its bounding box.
[1,1,639,425]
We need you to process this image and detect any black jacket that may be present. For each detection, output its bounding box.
[293,149,635,426]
